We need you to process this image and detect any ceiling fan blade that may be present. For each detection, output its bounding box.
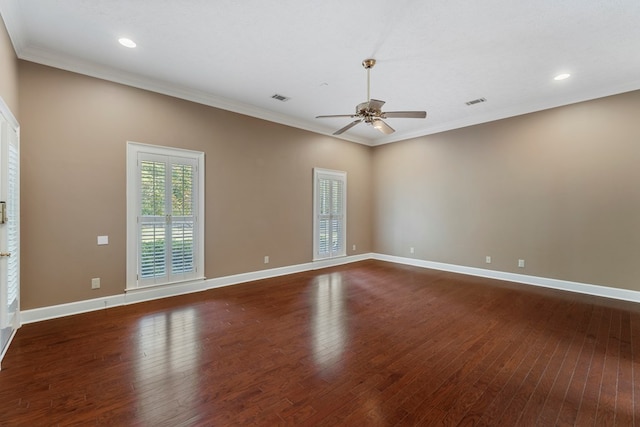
[333,120,362,135]
[316,114,356,119]
[382,111,427,119]
[372,118,395,135]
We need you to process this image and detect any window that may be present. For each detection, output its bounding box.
[127,142,204,289]
[313,168,346,260]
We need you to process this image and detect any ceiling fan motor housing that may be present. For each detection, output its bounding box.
[362,58,376,69]
[356,101,382,119]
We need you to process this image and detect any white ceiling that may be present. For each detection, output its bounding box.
[1,0,639,145]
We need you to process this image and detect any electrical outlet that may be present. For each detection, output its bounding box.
[518,259,525,268]
[486,256,492,264]
[410,247,415,254]
[352,244,356,251]
[91,278,100,289]
[264,255,269,264]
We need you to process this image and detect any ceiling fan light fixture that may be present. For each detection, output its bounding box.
[316,58,426,136]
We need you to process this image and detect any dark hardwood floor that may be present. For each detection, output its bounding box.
[1,260,639,426]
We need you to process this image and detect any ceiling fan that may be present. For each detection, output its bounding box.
[316,58,427,135]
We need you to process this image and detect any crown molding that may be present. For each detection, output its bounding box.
[371,80,640,146]
[18,45,374,146]
[7,30,640,149]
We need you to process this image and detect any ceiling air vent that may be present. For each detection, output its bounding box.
[271,94,290,102]
[465,97,486,106]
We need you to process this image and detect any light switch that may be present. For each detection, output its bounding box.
[97,235,109,245]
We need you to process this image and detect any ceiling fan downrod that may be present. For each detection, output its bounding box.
[362,58,376,102]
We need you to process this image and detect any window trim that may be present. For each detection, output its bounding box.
[126,141,205,291]
[313,167,347,261]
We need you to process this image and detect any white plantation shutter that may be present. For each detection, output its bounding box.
[139,158,167,282]
[140,222,166,279]
[313,169,346,260]
[330,179,345,255]
[127,143,204,290]
[171,221,194,273]
[170,163,195,275]
[6,140,19,319]
[0,101,20,367]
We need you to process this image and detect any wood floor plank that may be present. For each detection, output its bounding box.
[554,305,604,426]
[514,301,588,426]
[534,304,593,426]
[1,260,639,425]
[471,307,559,425]
[574,305,612,426]
[440,323,533,426]
[628,310,640,426]
[614,310,634,426]
[595,309,621,426]
[493,323,564,425]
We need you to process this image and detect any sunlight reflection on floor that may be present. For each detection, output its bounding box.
[312,272,348,372]
[134,307,200,423]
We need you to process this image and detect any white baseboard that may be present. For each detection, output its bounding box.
[20,252,639,325]
[20,253,371,324]
[20,294,127,324]
[372,253,640,303]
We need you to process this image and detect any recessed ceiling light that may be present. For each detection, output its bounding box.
[118,38,137,48]
[554,73,571,81]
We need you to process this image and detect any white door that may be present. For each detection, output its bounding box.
[0,101,20,369]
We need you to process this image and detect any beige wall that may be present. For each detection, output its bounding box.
[0,15,18,115]
[15,56,640,309]
[373,90,640,291]
[18,61,372,309]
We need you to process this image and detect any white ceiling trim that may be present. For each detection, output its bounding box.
[21,43,640,148]
[3,1,640,147]
[17,45,373,146]
[372,78,640,146]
